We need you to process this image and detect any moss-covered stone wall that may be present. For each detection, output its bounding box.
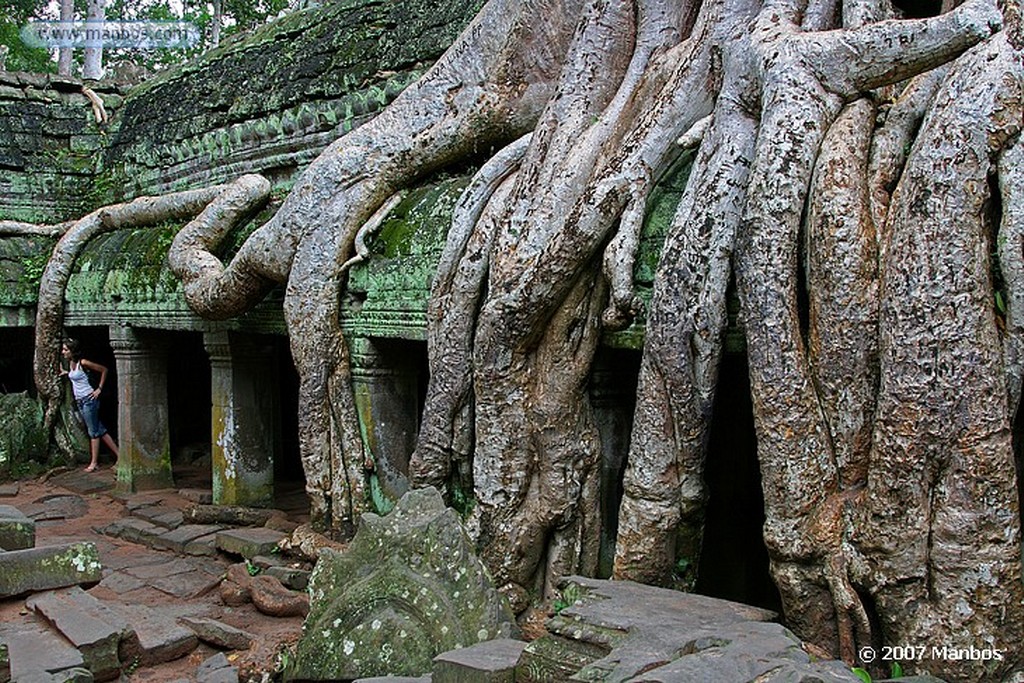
[0,0,482,223]
[99,0,484,201]
[0,73,126,224]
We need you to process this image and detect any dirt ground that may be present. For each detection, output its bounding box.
[0,464,310,682]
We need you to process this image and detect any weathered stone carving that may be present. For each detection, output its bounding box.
[288,487,516,681]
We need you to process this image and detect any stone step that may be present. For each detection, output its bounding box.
[0,542,102,598]
[433,639,525,683]
[0,504,34,550]
[0,616,88,681]
[26,587,132,681]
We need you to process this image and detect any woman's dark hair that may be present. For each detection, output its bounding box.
[63,338,83,361]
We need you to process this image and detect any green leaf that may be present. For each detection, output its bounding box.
[996,290,1007,314]
[851,668,873,683]
[891,661,904,678]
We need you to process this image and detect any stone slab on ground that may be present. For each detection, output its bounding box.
[433,639,526,683]
[102,602,199,667]
[132,505,184,530]
[26,586,132,681]
[98,571,148,594]
[0,504,34,550]
[148,568,225,600]
[153,524,225,554]
[518,576,860,682]
[196,652,239,683]
[20,494,88,522]
[48,470,113,495]
[184,533,221,556]
[0,617,86,680]
[179,616,254,650]
[99,517,164,547]
[216,527,287,559]
[354,678,432,683]
[123,494,173,512]
[0,483,19,497]
[124,556,197,580]
[0,542,102,598]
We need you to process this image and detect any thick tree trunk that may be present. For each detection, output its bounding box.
[82,0,105,80]
[856,32,1024,680]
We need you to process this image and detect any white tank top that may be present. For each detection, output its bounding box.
[68,362,93,400]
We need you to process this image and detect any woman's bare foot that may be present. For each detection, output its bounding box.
[84,464,98,473]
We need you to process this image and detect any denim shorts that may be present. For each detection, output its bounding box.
[77,397,107,439]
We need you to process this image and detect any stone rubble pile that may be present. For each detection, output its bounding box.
[0,476,312,683]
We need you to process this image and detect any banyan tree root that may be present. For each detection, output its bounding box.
[30,183,234,455]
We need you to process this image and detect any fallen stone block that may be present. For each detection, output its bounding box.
[196,652,239,683]
[153,524,224,554]
[0,505,34,550]
[433,639,526,683]
[99,518,164,547]
[124,495,169,512]
[14,667,94,682]
[26,587,132,682]
[288,488,516,681]
[133,505,184,530]
[250,574,309,617]
[0,641,8,683]
[186,504,279,527]
[0,542,102,598]
[0,618,86,680]
[103,603,199,667]
[517,577,859,682]
[184,533,221,556]
[354,678,432,683]
[21,494,87,522]
[179,616,254,650]
[0,483,19,498]
[251,554,288,570]
[149,567,225,600]
[216,527,287,559]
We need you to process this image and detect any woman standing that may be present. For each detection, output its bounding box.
[61,338,119,472]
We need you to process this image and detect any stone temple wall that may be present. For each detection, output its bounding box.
[99,0,483,201]
[0,73,127,224]
[0,0,483,226]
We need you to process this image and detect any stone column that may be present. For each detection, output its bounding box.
[590,349,638,578]
[350,337,420,509]
[204,331,278,507]
[109,325,173,492]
